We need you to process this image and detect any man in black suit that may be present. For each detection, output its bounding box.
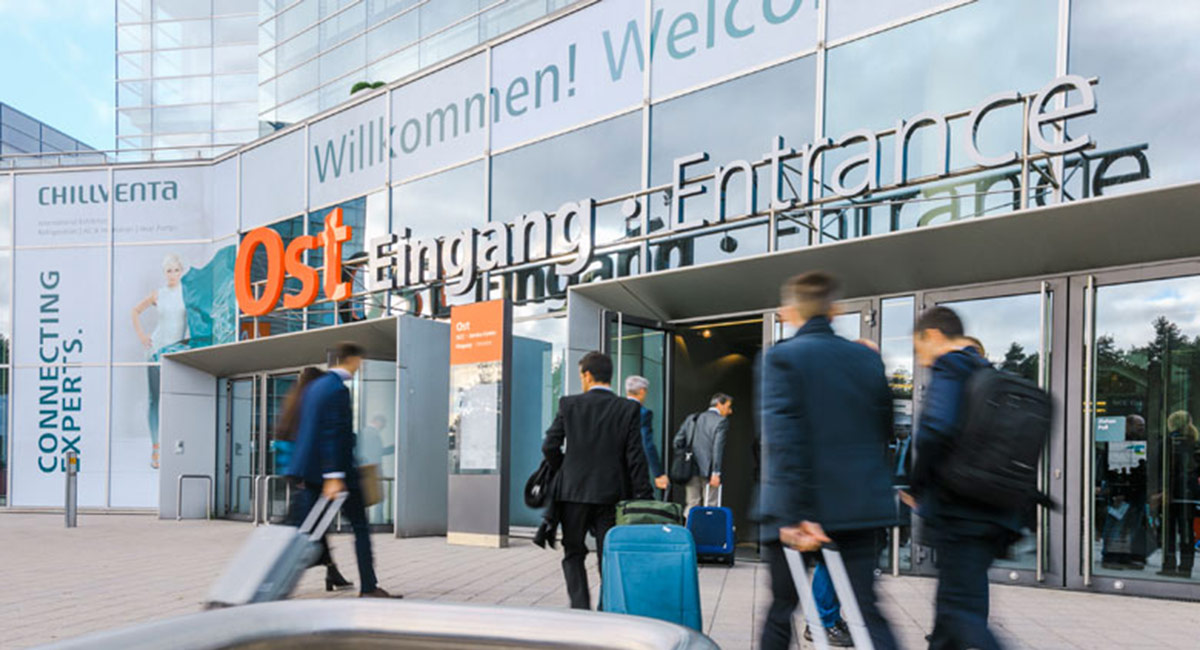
[543,351,653,610]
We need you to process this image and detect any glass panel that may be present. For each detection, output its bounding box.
[214,73,258,103]
[1,368,10,504]
[319,0,366,49]
[319,34,366,85]
[0,249,9,360]
[822,0,1056,240]
[482,0,547,40]
[828,0,948,42]
[215,44,258,74]
[277,0,319,38]
[881,296,915,572]
[215,0,255,14]
[614,322,668,493]
[276,90,320,124]
[118,51,152,80]
[419,0,481,34]
[418,13,481,68]
[214,102,257,131]
[228,377,256,517]
[153,77,213,105]
[276,25,320,74]
[1092,275,1200,584]
[154,105,213,133]
[262,373,297,522]
[118,108,153,138]
[214,14,258,45]
[509,316,566,527]
[832,312,861,341]
[358,359,397,526]
[154,19,214,49]
[939,293,1046,572]
[118,23,151,51]
[117,0,151,23]
[366,10,418,64]
[277,59,319,104]
[368,0,419,25]
[366,45,418,86]
[155,0,213,20]
[154,48,213,77]
[0,176,11,247]
[1067,2,1200,199]
[649,56,817,266]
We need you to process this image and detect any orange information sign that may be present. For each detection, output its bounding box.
[450,300,506,366]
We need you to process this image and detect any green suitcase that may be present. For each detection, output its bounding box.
[615,499,684,526]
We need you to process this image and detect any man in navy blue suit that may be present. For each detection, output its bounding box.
[287,341,399,598]
[759,272,898,650]
[625,375,669,493]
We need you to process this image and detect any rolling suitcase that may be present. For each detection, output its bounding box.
[785,545,875,650]
[616,486,685,526]
[686,485,735,565]
[205,493,346,608]
[601,524,703,631]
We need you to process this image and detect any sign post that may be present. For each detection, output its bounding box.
[64,451,78,528]
[446,299,512,548]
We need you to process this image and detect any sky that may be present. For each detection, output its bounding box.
[0,0,115,151]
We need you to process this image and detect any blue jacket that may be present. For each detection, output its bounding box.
[910,348,1023,532]
[637,404,665,479]
[759,317,897,538]
[286,372,358,486]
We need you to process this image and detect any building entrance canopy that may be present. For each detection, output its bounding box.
[571,181,1200,322]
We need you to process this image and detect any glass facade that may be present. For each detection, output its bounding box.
[0,104,99,167]
[116,0,259,160]
[1,0,1199,599]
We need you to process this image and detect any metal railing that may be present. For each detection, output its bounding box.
[176,474,214,521]
[260,475,292,526]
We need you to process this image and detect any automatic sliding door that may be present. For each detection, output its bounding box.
[226,376,256,519]
[1084,273,1200,590]
[605,312,671,490]
[923,281,1065,585]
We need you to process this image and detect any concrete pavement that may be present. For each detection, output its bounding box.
[1,513,1197,649]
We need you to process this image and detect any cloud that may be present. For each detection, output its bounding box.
[0,0,109,25]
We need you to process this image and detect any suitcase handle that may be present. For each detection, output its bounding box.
[783,546,876,650]
[703,484,722,507]
[298,493,347,541]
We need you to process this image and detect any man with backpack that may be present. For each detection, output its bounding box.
[909,307,1050,650]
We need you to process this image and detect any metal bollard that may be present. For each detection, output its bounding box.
[65,451,79,528]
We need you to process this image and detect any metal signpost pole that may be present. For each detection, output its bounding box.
[64,451,78,528]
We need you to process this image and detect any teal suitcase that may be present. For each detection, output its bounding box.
[601,524,702,631]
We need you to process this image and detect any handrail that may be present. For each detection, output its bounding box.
[176,474,213,521]
[234,474,254,514]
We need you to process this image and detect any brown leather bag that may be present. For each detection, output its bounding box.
[358,464,383,507]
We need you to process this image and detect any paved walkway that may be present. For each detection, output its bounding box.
[1,513,1197,649]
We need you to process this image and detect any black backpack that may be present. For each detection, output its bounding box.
[939,366,1053,512]
[669,414,700,485]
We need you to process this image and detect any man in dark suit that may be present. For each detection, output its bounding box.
[543,351,653,609]
[759,272,898,650]
[287,341,399,598]
[625,375,669,492]
[677,394,732,514]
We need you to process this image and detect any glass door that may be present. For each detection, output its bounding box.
[604,311,671,496]
[919,280,1065,585]
[224,376,257,520]
[1080,270,1200,595]
[260,372,297,524]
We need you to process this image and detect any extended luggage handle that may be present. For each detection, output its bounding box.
[703,484,723,508]
[298,493,347,541]
[783,547,875,650]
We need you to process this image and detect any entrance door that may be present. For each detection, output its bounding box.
[918,280,1066,586]
[223,376,257,520]
[1075,267,1200,598]
[604,311,672,490]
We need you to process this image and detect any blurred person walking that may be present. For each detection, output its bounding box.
[909,307,1025,650]
[274,366,353,592]
[626,375,670,492]
[676,394,732,515]
[759,271,899,650]
[286,342,400,599]
[543,352,652,609]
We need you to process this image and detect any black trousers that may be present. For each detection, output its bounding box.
[288,481,377,594]
[1163,503,1196,572]
[559,501,616,610]
[761,530,898,650]
[929,519,1007,650]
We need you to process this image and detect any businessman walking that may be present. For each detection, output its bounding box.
[286,341,399,599]
[543,351,653,609]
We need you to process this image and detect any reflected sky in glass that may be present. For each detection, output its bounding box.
[1068,1,1200,196]
[392,160,485,239]
[491,112,641,247]
[1097,276,1200,352]
[940,293,1042,372]
[881,296,914,385]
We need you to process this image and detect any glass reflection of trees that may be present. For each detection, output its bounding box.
[1094,288,1200,581]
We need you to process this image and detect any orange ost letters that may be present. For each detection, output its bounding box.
[235,207,353,317]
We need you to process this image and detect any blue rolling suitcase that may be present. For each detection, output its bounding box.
[687,485,736,565]
[601,524,703,631]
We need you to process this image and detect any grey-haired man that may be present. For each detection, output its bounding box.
[625,375,669,491]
